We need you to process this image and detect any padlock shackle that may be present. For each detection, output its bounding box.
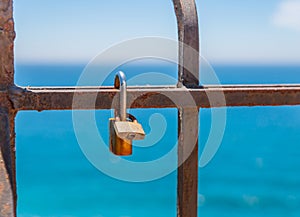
[114,71,127,121]
[126,113,137,123]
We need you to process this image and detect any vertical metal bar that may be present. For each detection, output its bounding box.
[173,0,199,216]
[8,111,16,216]
[0,0,15,88]
[177,107,199,217]
[0,109,14,217]
[173,0,200,88]
[0,0,16,216]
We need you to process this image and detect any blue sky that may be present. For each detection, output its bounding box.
[14,0,300,65]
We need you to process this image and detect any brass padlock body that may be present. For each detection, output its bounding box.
[114,120,145,141]
[109,118,132,156]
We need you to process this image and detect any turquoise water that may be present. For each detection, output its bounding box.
[15,64,300,217]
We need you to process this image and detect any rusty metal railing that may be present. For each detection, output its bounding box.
[1,0,300,217]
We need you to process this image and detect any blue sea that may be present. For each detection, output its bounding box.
[15,63,300,217]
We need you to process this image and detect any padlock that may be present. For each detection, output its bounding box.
[109,71,145,156]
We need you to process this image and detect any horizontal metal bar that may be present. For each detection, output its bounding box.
[5,85,300,111]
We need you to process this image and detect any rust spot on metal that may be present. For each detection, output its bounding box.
[0,182,4,194]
